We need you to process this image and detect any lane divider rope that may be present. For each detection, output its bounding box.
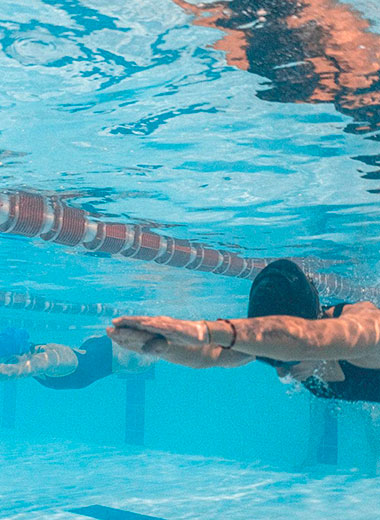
[0,190,377,305]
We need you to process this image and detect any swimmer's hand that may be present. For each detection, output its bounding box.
[107,316,254,368]
[110,316,209,347]
[107,325,159,354]
[276,360,345,383]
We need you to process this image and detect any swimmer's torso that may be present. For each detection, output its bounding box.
[303,303,380,403]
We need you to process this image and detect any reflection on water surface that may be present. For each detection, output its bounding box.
[0,0,379,303]
[174,0,380,181]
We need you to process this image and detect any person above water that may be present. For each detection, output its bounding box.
[0,327,152,389]
[173,0,380,136]
[108,259,380,403]
[173,0,380,185]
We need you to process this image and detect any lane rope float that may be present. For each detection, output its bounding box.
[0,190,377,305]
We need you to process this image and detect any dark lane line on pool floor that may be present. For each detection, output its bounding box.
[69,504,166,520]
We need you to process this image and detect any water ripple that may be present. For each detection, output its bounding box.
[4,29,83,66]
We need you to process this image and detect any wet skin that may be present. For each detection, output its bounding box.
[107,301,380,383]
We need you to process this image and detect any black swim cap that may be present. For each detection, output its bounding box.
[248,259,320,320]
[248,259,320,368]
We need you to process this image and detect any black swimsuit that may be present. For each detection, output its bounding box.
[303,362,380,403]
[303,304,380,403]
[35,335,113,390]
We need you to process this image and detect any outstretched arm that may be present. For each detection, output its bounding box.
[0,343,78,380]
[108,321,254,369]
[0,333,154,387]
[214,302,380,361]
[108,302,380,367]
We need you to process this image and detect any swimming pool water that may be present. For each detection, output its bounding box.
[0,0,380,517]
[2,436,380,520]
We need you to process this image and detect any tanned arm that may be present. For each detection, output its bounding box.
[109,302,380,369]
[208,302,380,362]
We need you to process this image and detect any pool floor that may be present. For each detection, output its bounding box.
[1,435,380,520]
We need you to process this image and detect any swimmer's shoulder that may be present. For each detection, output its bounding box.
[323,301,379,319]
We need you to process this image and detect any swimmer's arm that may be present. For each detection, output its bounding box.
[216,302,380,362]
[108,322,254,369]
[0,344,78,380]
[0,338,155,384]
[111,302,380,367]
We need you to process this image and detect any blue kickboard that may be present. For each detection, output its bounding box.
[69,505,166,520]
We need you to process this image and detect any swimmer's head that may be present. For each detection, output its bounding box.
[248,259,320,320]
[248,259,320,369]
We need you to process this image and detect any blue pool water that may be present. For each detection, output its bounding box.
[0,0,380,518]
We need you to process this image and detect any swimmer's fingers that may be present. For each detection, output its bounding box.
[113,316,179,334]
[290,360,345,383]
[276,366,290,379]
[0,364,17,379]
[0,359,31,379]
[107,326,155,353]
[112,316,207,346]
[216,350,255,368]
[274,361,315,382]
